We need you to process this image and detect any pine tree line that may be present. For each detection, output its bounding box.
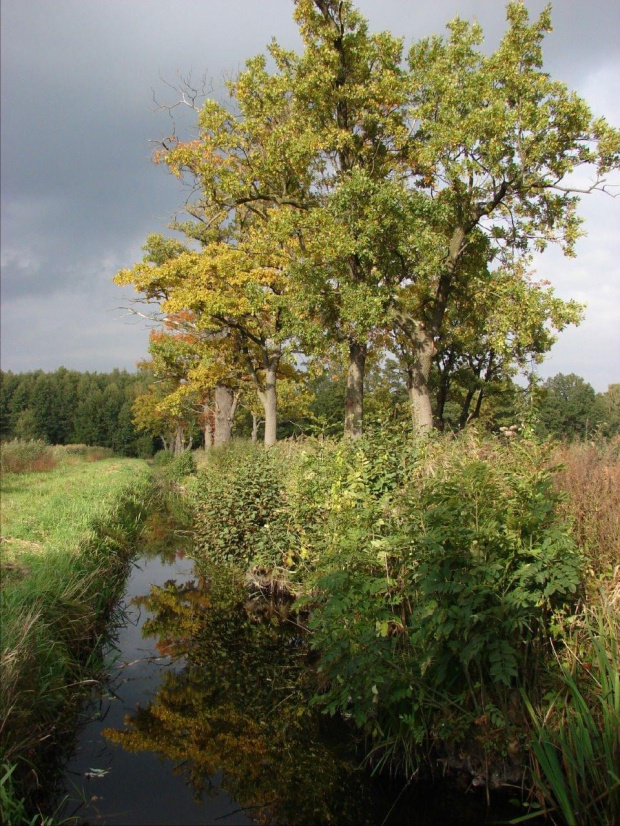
[0,368,156,456]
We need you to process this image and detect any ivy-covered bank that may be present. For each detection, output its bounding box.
[0,452,154,824]
[186,431,619,825]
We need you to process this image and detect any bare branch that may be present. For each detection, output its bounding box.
[547,181,619,197]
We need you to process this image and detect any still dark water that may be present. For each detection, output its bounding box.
[57,528,521,825]
[57,548,256,825]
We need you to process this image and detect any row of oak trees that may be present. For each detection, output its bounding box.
[117,0,619,447]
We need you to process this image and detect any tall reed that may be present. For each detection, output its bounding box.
[0,440,57,474]
[521,579,620,825]
[551,439,620,577]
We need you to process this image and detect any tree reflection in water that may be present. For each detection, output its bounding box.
[103,563,370,825]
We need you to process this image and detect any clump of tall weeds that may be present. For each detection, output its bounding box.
[296,430,582,784]
[190,441,290,572]
[517,440,620,825]
[0,440,57,474]
[551,438,620,579]
[521,576,620,826]
[0,441,117,476]
[0,762,58,826]
[187,429,618,819]
[552,437,620,577]
[57,443,115,463]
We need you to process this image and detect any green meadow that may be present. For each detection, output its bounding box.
[0,445,153,823]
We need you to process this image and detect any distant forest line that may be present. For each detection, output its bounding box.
[0,368,155,457]
[0,367,618,457]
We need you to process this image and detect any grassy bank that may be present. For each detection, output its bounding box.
[0,450,153,824]
[185,432,619,825]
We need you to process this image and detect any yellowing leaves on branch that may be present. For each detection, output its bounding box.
[116,0,619,446]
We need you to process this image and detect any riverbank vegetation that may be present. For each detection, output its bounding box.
[186,430,619,824]
[2,0,618,821]
[0,446,153,823]
[1,432,615,825]
[111,2,619,809]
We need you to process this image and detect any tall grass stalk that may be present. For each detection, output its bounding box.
[520,585,620,826]
[0,441,57,475]
[551,439,620,578]
[0,763,58,826]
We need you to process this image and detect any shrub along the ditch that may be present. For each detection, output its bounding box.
[189,441,291,572]
[299,433,583,783]
[189,431,591,797]
[161,450,197,482]
[0,459,153,822]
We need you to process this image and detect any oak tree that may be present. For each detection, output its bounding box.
[395,3,619,430]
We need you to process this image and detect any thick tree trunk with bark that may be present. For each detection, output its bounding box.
[404,227,464,434]
[344,340,366,439]
[259,362,278,447]
[405,325,435,434]
[202,401,214,451]
[214,384,237,446]
[242,339,280,448]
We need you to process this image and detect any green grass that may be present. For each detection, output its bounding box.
[518,590,620,826]
[1,458,144,548]
[0,457,153,824]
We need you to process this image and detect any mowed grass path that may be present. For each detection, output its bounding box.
[0,456,153,822]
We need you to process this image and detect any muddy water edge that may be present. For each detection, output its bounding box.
[56,508,523,826]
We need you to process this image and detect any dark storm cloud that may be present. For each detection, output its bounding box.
[1,0,618,385]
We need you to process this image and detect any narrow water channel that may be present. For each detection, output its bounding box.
[57,520,522,826]
[58,542,257,825]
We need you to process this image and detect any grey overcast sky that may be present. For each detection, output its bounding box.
[1,0,618,389]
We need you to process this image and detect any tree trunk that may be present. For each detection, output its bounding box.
[435,360,454,431]
[404,228,464,435]
[459,388,477,430]
[261,364,278,447]
[344,340,366,439]
[173,424,185,456]
[472,388,485,421]
[242,338,279,448]
[461,355,492,428]
[405,326,435,434]
[469,355,494,425]
[202,401,214,451]
[251,412,260,443]
[214,384,237,446]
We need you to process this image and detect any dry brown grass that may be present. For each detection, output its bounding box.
[551,438,620,581]
[0,441,58,474]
